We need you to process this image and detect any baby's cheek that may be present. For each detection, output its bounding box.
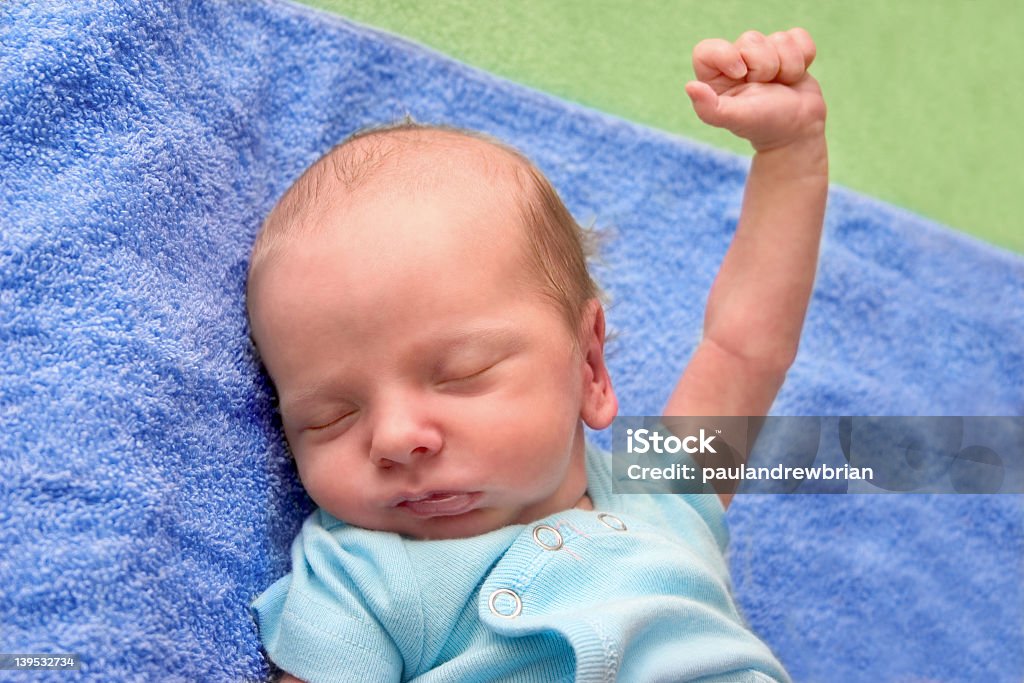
[295,461,331,508]
[295,450,358,511]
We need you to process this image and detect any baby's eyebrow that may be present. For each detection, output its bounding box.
[433,325,527,354]
[279,384,341,419]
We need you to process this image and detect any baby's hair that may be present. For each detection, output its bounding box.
[248,117,603,345]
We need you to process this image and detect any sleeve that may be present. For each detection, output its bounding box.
[251,514,406,683]
[677,485,729,553]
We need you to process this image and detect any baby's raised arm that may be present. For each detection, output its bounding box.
[664,29,828,500]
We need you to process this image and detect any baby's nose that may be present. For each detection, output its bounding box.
[368,410,442,468]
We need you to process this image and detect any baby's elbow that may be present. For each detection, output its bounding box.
[706,335,797,379]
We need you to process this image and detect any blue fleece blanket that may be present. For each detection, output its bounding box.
[1,1,1021,680]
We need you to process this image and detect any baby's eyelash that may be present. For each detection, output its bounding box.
[443,363,497,384]
[457,365,492,381]
[433,365,497,392]
[308,410,356,431]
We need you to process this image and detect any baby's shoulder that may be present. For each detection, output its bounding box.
[583,439,730,552]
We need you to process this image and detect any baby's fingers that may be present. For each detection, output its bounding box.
[685,80,748,131]
[735,31,779,83]
[692,38,747,82]
[684,80,720,126]
[768,30,806,84]
[788,27,817,69]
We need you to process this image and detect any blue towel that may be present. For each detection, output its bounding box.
[1,0,1021,680]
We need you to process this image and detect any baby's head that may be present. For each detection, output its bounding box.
[247,121,617,539]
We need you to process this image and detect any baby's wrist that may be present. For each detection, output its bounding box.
[752,132,828,179]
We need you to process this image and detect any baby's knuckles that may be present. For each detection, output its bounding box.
[767,31,808,84]
[735,30,778,83]
[740,30,824,151]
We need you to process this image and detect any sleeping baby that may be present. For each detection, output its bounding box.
[249,28,827,682]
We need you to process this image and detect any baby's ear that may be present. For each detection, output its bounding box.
[579,299,618,429]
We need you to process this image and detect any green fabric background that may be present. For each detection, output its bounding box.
[295,0,1022,254]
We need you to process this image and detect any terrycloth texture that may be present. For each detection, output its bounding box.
[0,0,1021,681]
[251,445,789,683]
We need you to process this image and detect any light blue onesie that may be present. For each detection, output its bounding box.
[252,445,790,682]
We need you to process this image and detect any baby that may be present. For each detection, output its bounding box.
[250,28,827,683]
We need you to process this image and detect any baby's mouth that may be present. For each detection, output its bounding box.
[396,491,482,518]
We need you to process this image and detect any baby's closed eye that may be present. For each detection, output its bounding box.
[304,407,358,433]
[435,360,501,392]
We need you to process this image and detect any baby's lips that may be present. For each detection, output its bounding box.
[397,491,482,517]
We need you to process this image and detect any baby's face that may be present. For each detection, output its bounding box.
[249,181,614,539]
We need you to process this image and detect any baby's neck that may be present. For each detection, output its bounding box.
[574,492,594,511]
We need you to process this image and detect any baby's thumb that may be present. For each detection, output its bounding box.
[685,81,722,127]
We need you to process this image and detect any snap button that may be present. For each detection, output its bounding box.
[597,512,627,531]
[488,588,523,618]
[532,524,564,551]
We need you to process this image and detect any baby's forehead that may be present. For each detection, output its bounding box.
[250,127,537,293]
